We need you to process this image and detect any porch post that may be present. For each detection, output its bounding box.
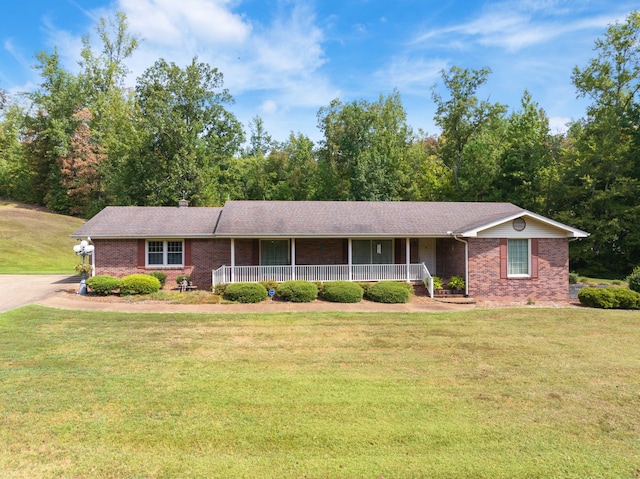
[291,238,296,280]
[406,237,410,282]
[230,238,235,283]
[348,238,353,281]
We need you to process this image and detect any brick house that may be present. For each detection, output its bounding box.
[71,200,588,300]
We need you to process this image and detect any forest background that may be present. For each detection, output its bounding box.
[1,12,639,278]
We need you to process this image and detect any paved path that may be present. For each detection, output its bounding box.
[0,275,80,313]
[0,275,477,314]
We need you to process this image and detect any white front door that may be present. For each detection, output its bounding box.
[418,238,436,275]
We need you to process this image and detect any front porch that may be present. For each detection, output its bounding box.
[212,263,434,296]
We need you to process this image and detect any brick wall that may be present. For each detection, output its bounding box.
[468,238,569,300]
[94,238,231,291]
[296,239,346,264]
[436,238,466,279]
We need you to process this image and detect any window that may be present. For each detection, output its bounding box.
[260,240,289,265]
[508,239,529,276]
[147,240,184,266]
[352,239,393,264]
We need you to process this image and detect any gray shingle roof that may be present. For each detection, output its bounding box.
[72,201,587,239]
[214,201,525,237]
[71,206,222,238]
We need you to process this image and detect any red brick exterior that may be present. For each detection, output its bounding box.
[468,237,569,300]
[94,239,230,291]
[93,236,569,299]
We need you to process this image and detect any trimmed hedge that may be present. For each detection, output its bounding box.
[147,271,167,286]
[276,280,318,302]
[223,282,268,303]
[627,266,640,293]
[86,275,120,295]
[321,281,364,303]
[578,287,640,309]
[366,281,411,303]
[120,274,162,295]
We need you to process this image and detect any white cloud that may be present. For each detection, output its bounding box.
[4,39,31,71]
[261,99,278,113]
[375,56,448,94]
[548,116,572,133]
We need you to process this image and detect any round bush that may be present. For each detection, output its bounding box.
[626,266,640,293]
[321,281,364,303]
[223,282,268,303]
[86,275,121,295]
[276,280,318,302]
[366,281,411,303]
[147,271,167,286]
[120,274,161,295]
[578,287,640,309]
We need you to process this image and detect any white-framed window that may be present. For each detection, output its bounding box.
[260,239,290,265]
[508,239,530,277]
[352,239,393,264]
[146,240,184,267]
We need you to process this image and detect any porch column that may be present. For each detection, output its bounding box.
[348,238,353,281]
[406,237,410,282]
[291,238,296,280]
[230,238,235,283]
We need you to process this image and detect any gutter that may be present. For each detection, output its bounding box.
[448,231,469,297]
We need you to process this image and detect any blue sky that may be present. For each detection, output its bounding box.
[1,0,637,143]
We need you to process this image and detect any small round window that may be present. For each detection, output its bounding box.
[513,218,526,231]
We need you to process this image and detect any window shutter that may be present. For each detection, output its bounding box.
[531,239,539,279]
[137,239,146,268]
[500,239,508,279]
[184,240,192,267]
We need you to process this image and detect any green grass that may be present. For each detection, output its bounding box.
[0,201,85,274]
[1,306,639,478]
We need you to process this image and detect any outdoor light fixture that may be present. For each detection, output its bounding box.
[73,239,95,295]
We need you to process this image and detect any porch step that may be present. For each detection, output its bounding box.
[414,283,476,304]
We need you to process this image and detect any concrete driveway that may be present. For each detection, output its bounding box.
[0,275,79,313]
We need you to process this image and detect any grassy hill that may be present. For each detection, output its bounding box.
[0,201,86,274]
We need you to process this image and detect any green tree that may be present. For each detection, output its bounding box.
[23,50,82,213]
[0,102,30,200]
[563,11,640,277]
[130,57,244,205]
[316,90,413,200]
[432,66,506,199]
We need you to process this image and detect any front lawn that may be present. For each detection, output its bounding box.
[1,306,638,478]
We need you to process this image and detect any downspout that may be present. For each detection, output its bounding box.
[450,232,469,297]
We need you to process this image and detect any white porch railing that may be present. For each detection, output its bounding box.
[213,263,434,298]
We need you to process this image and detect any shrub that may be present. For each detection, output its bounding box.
[322,281,364,303]
[176,275,191,285]
[578,287,640,309]
[147,271,167,286]
[223,282,268,303]
[356,282,372,293]
[276,280,318,302]
[626,266,640,293]
[86,275,120,295]
[366,281,410,303]
[260,280,280,295]
[568,272,579,284]
[448,275,465,290]
[120,274,161,295]
[214,283,229,295]
[432,276,443,291]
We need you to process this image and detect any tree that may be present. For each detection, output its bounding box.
[316,90,413,200]
[492,91,555,211]
[23,50,82,213]
[431,66,506,198]
[129,57,244,205]
[59,108,107,216]
[563,11,640,277]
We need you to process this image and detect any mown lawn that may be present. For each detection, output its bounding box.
[0,201,85,274]
[1,306,638,478]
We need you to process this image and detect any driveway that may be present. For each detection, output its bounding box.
[0,275,79,313]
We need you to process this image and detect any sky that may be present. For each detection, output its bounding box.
[0,0,637,143]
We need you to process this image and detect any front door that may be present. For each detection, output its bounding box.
[418,238,436,275]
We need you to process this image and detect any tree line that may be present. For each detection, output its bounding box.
[1,12,639,278]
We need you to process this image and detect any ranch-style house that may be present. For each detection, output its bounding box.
[71,200,588,300]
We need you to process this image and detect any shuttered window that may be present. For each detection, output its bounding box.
[508,239,529,276]
[146,240,184,266]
